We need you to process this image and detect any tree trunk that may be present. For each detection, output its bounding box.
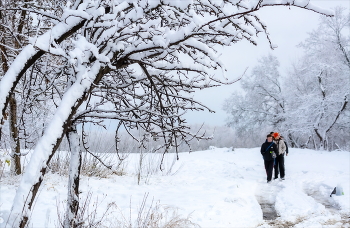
[314,130,325,150]
[287,133,296,148]
[9,93,21,175]
[64,127,82,228]
[18,135,65,228]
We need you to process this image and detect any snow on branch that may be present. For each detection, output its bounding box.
[0,7,61,21]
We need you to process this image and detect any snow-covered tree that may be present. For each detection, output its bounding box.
[223,54,285,134]
[0,0,66,174]
[0,0,332,227]
[283,6,350,150]
[0,0,31,175]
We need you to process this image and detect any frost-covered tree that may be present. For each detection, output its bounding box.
[223,6,349,151]
[0,0,66,174]
[223,54,285,134]
[283,6,349,150]
[0,0,332,227]
[0,0,31,175]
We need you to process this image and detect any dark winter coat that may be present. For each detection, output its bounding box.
[260,141,279,161]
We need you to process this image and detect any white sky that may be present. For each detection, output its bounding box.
[184,0,350,126]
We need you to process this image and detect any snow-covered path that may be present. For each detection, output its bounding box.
[0,147,349,227]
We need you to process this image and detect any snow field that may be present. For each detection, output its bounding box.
[0,147,349,227]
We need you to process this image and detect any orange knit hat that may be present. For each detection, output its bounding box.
[273,132,280,138]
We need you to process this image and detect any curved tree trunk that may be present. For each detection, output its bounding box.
[12,64,109,228]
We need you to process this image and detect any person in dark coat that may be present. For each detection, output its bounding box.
[260,134,279,183]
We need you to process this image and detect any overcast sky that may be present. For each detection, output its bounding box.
[184,0,350,127]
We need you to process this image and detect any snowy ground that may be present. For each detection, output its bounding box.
[0,147,349,227]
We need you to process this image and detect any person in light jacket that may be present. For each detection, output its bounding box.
[260,134,279,183]
[280,135,289,156]
[272,132,287,180]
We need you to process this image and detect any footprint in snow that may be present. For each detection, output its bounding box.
[255,180,282,221]
[303,182,341,213]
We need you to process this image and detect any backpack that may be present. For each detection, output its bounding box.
[265,142,276,158]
